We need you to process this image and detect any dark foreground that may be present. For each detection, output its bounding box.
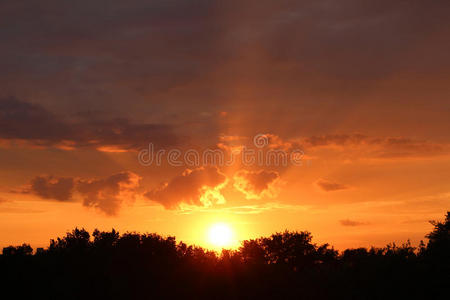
[1,212,449,300]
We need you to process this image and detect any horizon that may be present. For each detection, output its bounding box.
[2,218,444,253]
[1,0,450,255]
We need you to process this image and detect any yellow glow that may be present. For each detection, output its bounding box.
[207,223,235,248]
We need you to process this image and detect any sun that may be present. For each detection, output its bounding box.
[207,223,235,248]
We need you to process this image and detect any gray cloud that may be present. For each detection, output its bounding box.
[28,171,141,215]
[1,0,449,138]
[30,175,75,201]
[77,171,141,216]
[0,97,71,141]
[340,219,367,227]
[316,179,349,192]
[0,97,178,151]
[303,134,450,159]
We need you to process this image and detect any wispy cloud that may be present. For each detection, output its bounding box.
[316,179,349,192]
[339,219,368,227]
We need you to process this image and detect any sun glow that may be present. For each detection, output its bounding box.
[207,223,235,248]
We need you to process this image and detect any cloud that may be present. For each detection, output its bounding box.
[302,134,450,159]
[303,134,368,148]
[0,0,449,148]
[0,97,178,151]
[0,97,71,142]
[316,179,349,192]
[176,202,309,215]
[27,171,142,215]
[234,169,280,199]
[77,171,141,216]
[376,137,448,159]
[145,167,227,209]
[2,0,448,83]
[1,1,449,154]
[339,219,367,227]
[218,133,450,164]
[30,175,75,201]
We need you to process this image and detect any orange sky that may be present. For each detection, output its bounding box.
[0,0,449,250]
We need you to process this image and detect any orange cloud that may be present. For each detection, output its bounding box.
[145,167,227,209]
[233,169,280,199]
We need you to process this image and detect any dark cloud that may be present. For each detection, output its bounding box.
[339,219,367,227]
[316,179,349,192]
[30,175,75,201]
[77,171,141,216]
[28,171,142,215]
[234,169,280,199]
[3,1,448,78]
[145,167,227,209]
[0,97,178,151]
[0,97,71,141]
[1,0,449,132]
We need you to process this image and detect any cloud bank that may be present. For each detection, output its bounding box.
[0,97,178,151]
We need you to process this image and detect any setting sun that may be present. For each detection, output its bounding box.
[207,223,235,248]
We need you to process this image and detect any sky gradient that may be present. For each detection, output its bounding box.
[1,0,449,250]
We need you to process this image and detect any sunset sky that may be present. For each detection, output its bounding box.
[1,0,449,250]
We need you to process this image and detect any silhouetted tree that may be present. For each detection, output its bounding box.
[2,243,33,256]
[240,239,266,265]
[1,211,449,300]
[425,211,450,262]
[261,231,319,269]
[92,228,119,249]
[48,227,91,254]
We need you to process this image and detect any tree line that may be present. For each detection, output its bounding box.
[1,212,449,299]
